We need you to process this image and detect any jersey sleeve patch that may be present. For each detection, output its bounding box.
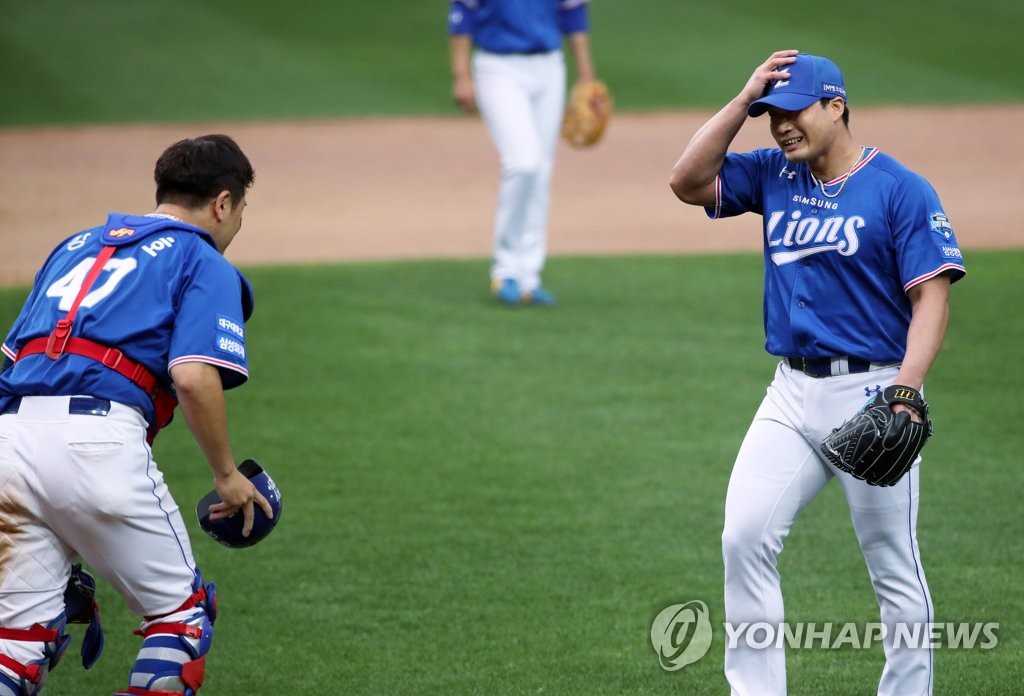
[217,314,245,340]
[215,335,246,360]
[214,315,247,361]
[929,211,955,240]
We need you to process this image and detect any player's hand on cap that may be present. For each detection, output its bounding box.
[210,467,275,537]
[740,50,799,106]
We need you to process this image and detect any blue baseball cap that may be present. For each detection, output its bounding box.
[197,459,282,548]
[748,54,847,117]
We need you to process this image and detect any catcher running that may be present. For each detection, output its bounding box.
[669,51,965,695]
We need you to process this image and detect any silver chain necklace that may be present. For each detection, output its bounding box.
[810,146,866,199]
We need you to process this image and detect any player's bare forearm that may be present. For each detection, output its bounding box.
[449,34,472,78]
[670,50,799,206]
[171,361,267,522]
[566,33,596,83]
[895,275,951,390]
[669,98,749,205]
[170,361,236,479]
[449,34,477,113]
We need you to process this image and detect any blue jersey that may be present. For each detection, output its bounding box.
[0,213,253,424]
[708,147,966,363]
[448,0,589,54]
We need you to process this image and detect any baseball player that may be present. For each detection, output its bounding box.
[669,52,966,695]
[0,134,274,695]
[448,0,600,306]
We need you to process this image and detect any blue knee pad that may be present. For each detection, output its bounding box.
[0,614,71,696]
[118,573,216,696]
[0,670,23,696]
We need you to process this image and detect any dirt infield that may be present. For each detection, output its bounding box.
[1,105,1020,287]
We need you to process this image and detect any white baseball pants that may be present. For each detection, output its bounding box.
[0,396,198,676]
[723,362,934,696]
[472,49,566,293]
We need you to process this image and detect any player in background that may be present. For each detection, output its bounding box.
[448,0,600,306]
[0,134,274,695]
[668,52,966,695]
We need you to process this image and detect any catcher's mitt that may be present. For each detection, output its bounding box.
[64,563,98,623]
[819,385,933,487]
[64,564,105,669]
[562,80,612,148]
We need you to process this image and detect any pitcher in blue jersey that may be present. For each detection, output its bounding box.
[448,0,600,306]
[0,134,274,696]
[670,52,965,695]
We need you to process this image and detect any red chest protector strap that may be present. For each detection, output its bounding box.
[13,246,177,443]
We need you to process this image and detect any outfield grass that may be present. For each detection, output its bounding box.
[1,251,1019,695]
[1,0,1022,125]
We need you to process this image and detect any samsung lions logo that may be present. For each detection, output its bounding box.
[765,210,862,265]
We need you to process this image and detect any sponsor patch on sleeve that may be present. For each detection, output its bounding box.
[215,335,246,360]
[217,315,245,339]
[215,314,246,360]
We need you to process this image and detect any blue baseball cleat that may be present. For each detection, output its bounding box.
[493,278,522,306]
[523,286,556,306]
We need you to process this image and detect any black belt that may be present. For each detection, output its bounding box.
[0,396,111,417]
[785,356,872,378]
[484,48,556,56]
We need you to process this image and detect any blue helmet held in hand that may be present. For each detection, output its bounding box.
[196,459,282,548]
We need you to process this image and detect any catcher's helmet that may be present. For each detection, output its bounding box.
[196,459,282,548]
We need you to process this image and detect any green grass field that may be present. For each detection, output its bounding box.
[1,252,1020,694]
[2,0,1023,125]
